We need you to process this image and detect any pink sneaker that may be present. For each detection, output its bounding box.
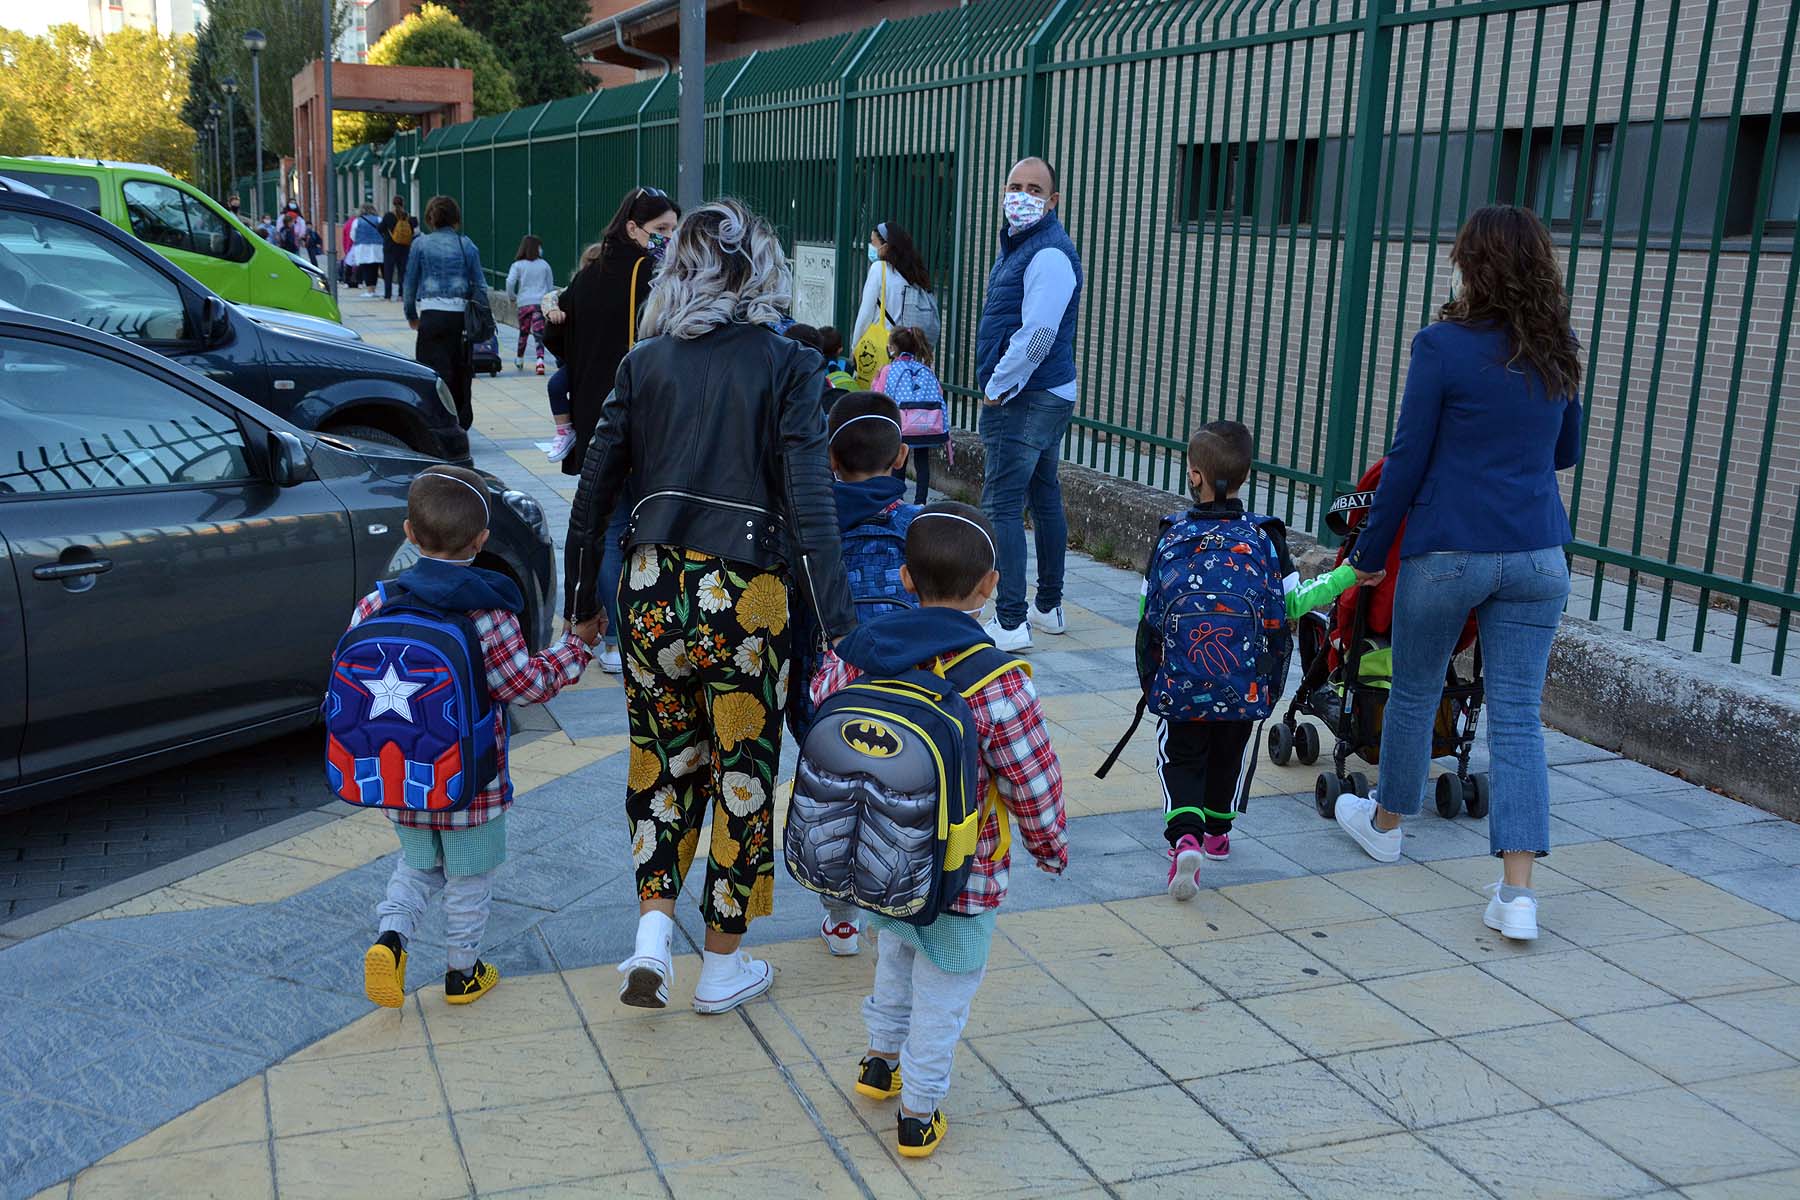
[1203,833,1231,861]
[544,428,577,462]
[1167,835,1204,902]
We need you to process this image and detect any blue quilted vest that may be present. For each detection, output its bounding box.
[974,211,1084,394]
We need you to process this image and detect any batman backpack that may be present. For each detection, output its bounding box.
[784,644,1028,926]
[323,582,499,812]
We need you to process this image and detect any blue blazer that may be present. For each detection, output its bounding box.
[1349,320,1583,570]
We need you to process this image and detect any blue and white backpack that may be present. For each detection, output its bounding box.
[841,498,920,619]
[884,357,949,445]
[1097,511,1291,777]
[323,583,499,812]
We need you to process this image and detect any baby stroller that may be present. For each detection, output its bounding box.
[1266,458,1491,820]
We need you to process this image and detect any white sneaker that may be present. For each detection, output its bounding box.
[1483,884,1540,940]
[618,912,673,1008]
[598,644,623,674]
[983,616,1033,653]
[1028,604,1068,635]
[821,916,861,956]
[693,951,773,1014]
[1334,791,1404,863]
[545,428,577,463]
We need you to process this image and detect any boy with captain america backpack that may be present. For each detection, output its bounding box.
[799,501,1068,1159]
[1098,422,1361,902]
[325,466,602,1008]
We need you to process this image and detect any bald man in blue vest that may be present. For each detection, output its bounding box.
[975,157,1085,653]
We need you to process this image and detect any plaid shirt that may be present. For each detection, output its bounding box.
[348,592,591,830]
[810,651,1067,914]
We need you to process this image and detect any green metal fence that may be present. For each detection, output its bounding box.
[363,0,1798,673]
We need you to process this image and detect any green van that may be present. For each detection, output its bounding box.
[0,156,341,322]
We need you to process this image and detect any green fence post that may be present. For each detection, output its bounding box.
[636,73,673,185]
[833,23,886,334]
[1021,0,1080,160]
[1319,0,1397,534]
[524,103,550,234]
[717,52,758,196]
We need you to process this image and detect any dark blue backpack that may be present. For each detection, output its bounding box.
[842,498,920,619]
[323,583,499,812]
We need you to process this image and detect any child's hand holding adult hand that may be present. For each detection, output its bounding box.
[547,309,565,324]
[571,614,606,647]
[1353,567,1386,588]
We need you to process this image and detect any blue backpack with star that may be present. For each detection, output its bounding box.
[322,582,499,812]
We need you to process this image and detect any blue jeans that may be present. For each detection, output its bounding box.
[599,503,629,648]
[978,390,1074,629]
[1377,549,1571,855]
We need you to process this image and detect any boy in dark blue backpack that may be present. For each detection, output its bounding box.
[789,391,923,956]
[346,467,602,1007]
[1118,423,1360,902]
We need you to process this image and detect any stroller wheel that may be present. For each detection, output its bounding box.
[1466,772,1492,819]
[1435,772,1465,819]
[1295,723,1321,766]
[1314,772,1341,818]
[1268,723,1295,767]
[1348,771,1372,799]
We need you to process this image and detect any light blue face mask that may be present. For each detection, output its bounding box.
[867,244,880,264]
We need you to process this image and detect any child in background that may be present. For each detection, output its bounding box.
[537,242,603,462]
[871,326,948,505]
[820,326,857,391]
[783,323,852,415]
[810,501,1067,1157]
[796,392,922,956]
[506,235,556,375]
[1124,422,1362,900]
[356,466,602,1007]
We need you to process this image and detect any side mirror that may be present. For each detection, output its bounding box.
[201,295,230,343]
[267,430,311,487]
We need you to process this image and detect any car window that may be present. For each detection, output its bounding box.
[0,171,102,213]
[0,210,191,343]
[121,180,251,264]
[0,335,251,495]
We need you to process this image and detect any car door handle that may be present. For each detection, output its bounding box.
[33,558,113,581]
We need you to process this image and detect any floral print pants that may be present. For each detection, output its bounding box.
[622,545,792,934]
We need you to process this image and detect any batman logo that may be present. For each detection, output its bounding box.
[842,719,903,759]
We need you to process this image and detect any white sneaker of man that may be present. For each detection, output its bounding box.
[1028,604,1068,636]
[1334,790,1404,863]
[1483,883,1540,940]
[982,615,1032,653]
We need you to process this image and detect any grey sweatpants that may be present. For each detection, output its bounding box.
[862,936,987,1114]
[376,859,495,971]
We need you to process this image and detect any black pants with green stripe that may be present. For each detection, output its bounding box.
[1158,718,1258,845]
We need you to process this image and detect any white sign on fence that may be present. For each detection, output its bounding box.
[792,243,836,330]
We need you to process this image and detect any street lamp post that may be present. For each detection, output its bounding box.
[207,105,222,198]
[242,29,267,216]
[322,0,337,299]
[220,78,239,209]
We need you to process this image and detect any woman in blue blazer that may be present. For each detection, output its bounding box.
[1334,205,1584,942]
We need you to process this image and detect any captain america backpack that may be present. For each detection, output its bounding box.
[1097,511,1292,778]
[322,582,498,812]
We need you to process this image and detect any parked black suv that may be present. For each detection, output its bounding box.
[0,313,552,812]
[0,191,469,463]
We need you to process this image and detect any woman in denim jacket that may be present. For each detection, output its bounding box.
[403,194,488,429]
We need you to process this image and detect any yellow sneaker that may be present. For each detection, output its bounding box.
[444,960,500,1005]
[363,932,407,1009]
[854,1055,902,1101]
[896,1109,947,1158]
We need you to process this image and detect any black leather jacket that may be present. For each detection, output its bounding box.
[566,321,856,639]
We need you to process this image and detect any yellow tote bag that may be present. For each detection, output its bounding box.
[852,263,892,389]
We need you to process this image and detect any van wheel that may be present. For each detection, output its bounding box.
[327,423,409,449]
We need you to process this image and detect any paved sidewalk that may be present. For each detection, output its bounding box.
[4,303,1797,1199]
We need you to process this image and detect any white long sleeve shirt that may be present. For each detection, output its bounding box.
[851,262,935,349]
[984,248,1078,404]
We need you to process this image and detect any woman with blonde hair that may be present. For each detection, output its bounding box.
[567,198,853,1014]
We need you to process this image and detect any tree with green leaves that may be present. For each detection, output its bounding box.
[0,25,194,178]
[183,0,350,171]
[442,0,594,108]
[335,5,519,149]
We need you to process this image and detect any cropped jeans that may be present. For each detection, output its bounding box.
[1376,548,1571,856]
[978,389,1075,629]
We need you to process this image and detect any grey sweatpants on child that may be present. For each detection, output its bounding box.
[377,861,494,971]
[862,938,988,1115]
[823,897,861,928]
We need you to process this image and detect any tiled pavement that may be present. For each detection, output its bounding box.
[4,303,1799,1199]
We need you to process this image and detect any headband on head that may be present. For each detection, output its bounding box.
[827,413,901,444]
[912,511,996,566]
[421,469,490,522]
[876,222,889,242]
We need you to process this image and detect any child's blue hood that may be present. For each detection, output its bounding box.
[835,606,988,676]
[392,556,523,615]
[834,474,907,532]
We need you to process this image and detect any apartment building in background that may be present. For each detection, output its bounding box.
[4,0,205,37]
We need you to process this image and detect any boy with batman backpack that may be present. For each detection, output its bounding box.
[1098,422,1362,902]
[796,502,1068,1159]
[326,466,603,1007]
